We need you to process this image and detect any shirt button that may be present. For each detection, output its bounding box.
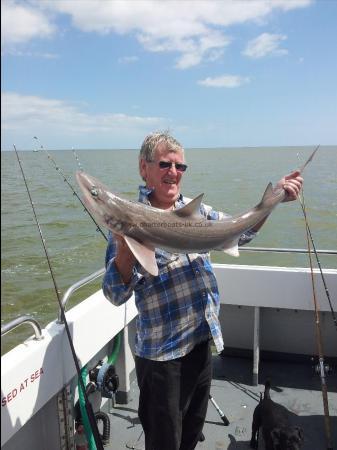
[202,291,207,297]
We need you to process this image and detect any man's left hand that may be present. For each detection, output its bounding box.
[276,170,304,202]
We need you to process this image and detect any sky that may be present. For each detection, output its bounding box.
[1,0,337,150]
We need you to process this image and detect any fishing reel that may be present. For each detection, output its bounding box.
[89,361,119,398]
[313,362,332,376]
[311,357,333,376]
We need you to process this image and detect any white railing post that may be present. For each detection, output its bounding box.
[252,306,260,386]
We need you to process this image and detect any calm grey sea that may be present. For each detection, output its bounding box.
[1,146,337,354]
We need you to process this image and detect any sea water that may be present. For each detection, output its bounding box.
[1,146,336,354]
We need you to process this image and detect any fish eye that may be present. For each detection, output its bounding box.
[90,186,99,197]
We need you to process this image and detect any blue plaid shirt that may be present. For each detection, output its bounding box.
[102,186,256,361]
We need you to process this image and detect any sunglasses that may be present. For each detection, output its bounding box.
[150,160,188,172]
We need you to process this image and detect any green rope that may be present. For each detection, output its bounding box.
[108,331,121,365]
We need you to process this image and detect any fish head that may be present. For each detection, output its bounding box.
[76,171,126,235]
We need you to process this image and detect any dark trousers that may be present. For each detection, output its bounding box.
[135,340,212,450]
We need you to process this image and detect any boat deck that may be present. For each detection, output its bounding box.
[104,354,337,450]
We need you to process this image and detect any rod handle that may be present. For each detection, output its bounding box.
[221,415,230,426]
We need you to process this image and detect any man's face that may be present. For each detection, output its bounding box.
[140,142,185,209]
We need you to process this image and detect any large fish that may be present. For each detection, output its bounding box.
[76,147,318,276]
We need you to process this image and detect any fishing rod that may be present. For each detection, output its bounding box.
[299,197,336,331]
[209,394,230,425]
[296,150,336,330]
[33,136,108,241]
[13,145,104,450]
[299,188,333,450]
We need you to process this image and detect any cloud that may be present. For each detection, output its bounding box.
[137,27,230,69]
[2,92,166,135]
[198,75,250,88]
[243,33,288,59]
[2,0,312,67]
[1,1,55,46]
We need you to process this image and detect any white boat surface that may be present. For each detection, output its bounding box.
[1,253,337,449]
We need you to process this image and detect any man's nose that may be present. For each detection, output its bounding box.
[168,164,177,174]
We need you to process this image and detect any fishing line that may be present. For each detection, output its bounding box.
[72,146,83,172]
[298,188,333,450]
[186,254,231,426]
[33,136,108,241]
[13,145,104,450]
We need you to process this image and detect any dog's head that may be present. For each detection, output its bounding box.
[271,426,304,449]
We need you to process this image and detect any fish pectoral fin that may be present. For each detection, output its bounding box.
[223,241,240,257]
[173,193,204,218]
[124,236,159,276]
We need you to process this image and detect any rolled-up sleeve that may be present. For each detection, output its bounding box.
[237,229,257,246]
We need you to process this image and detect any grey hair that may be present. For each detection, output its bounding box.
[139,130,184,163]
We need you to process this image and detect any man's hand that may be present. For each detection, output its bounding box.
[275,170,303,202]
[114,234,136,283]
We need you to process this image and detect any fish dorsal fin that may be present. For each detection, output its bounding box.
[124,236,158,276]
[173,193,204,218]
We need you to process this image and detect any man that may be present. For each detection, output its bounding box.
[102,131,303,450]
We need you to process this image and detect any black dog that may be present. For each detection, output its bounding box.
[250,381,304,450]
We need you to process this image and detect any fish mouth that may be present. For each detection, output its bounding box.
[76,171,99,214]
[76,171,113,219]
[76,171,97,193]
[76,171,112,201]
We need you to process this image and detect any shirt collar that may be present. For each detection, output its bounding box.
[138,185,185,207]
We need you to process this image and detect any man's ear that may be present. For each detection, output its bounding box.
[271,428,281,445]
[139,158,147,181]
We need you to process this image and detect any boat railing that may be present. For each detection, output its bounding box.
[240,246,336,255]
[57,246,335,322]
[3,246,335,338]
[58,266,106,323]
[1,315,43,341]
